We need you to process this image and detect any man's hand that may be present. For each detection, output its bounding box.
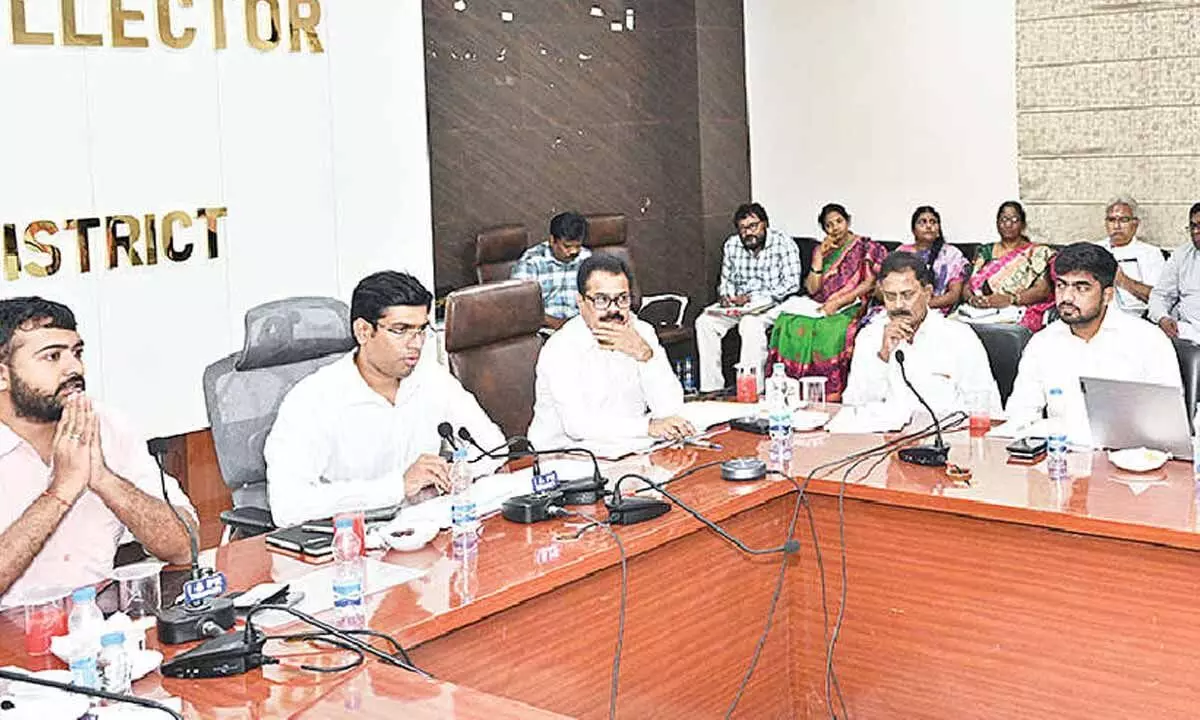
[648,416,695,441]
[49,393,91,504]
[1159,317,1180,338]
[404,454,451,497]
[727,294,750,307]
[593,320,653,361]
[879,318,914,361]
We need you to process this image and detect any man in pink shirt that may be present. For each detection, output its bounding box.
[0,297,195,607]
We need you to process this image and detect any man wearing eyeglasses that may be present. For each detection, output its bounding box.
[695,202,802,393]
[529,254,695,451]
[264,271,506,527]
[1149,202,1200,342]
[1092,196,1164,317]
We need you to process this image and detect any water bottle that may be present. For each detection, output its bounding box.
[1046,387,1068,480]
[68,586,104,640]
[332,516,366,630]
[97,631,131,701]
[69,648,100,694]
[450,448,479,538]
[681,356,697,394]
[768,363,793,463]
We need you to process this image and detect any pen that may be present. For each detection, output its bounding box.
[686,439,723,451]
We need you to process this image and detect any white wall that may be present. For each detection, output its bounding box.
[0,0,432,437]
[744,0,1019,243]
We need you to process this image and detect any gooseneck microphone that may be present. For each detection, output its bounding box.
[457,427,607,513]
[437,422,460,461]
[894,349,949,467]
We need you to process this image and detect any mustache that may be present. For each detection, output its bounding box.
[888,310,912,319]
[601,312,624,323]
[1058,303,1079,313]
[57,376,86,394]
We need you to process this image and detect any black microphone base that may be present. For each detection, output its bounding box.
[501,491,564,523]
[161,628,268,679]
[898,445,948,467]
[606,496,671,525]
[557,477,606,505]
[156,596,236,645]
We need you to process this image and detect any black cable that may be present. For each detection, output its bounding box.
[0,668,184,719]
[802,494,847,718]
[560,509,626,720]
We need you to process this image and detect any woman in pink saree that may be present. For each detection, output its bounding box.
[962,201,1056,332]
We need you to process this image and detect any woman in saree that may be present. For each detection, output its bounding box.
[898,205,968,314]
[766,203,885,399]
[962,200,1055,332]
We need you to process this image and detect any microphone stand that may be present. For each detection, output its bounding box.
[894,349,949,467]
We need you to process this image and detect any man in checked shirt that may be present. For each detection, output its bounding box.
[695,203,802,393]
[512,211,593,331]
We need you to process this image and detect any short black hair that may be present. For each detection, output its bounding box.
[549,211,588,243]
[996,200,1027,224]
[0,296,77,363]
[879,251,935,288]
[350,271,433,325]
[1053,242,1117,288]
[818,203,850,230]
[1190,202,1200,218]
[576,253,634,294]
[733,202,769,227]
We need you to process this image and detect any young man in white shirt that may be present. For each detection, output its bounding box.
[1006,243,1181,446]
[529,254,695,450]
[842,252,1001,425]
[265,271,505,527]
[1093,195,1164,317]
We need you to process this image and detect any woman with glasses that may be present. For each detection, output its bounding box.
[765,203,885,400]
[898,205,968,314]
[962,200,1056,332]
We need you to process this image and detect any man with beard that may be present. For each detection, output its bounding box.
[1092,195,1164,317]
[1006,243,1180,446]
[529,254,694,450]
[0,297,194,607]
[695,203,802,393]
[842,252,1000,423]
[265,271,505,527]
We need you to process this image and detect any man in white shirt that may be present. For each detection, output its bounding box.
[1006,243,1181,446]
[1149,202,1200,342]
[843,252,1002,425]
[695,203,803,393]
[529,254,694,450]
[1093,195,1164,317]
[0,297,194,606]
[265,271,505,528]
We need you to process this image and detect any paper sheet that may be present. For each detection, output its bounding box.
[825,404,909,434]
[679,400,763,430]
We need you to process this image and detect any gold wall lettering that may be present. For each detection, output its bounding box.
[8,0,322,52]
[2,207,226,282]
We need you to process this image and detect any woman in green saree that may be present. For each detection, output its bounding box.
[766,204,885,400]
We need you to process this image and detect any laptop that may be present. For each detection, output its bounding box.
[1080,376,1192,459]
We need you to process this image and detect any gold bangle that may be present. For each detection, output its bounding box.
[811,267,824,275]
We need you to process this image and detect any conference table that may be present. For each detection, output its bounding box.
[4,424,1200,718]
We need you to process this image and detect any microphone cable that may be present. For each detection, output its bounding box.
[0,668,184,719]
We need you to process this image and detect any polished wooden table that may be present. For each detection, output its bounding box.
[4,427,1200,718]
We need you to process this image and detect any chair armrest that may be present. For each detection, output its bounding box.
[219,507,275,539]
[639,294,689,326]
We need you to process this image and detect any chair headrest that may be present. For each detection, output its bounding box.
[585,214,626,248]
[475,225,529,265]
[236,297,356,371]
[444,280,544,352]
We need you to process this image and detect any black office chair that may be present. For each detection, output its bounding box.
[969,323,1033,404]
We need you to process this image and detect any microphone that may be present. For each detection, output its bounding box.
[893,349,949,467]
[147,438,236,644]
[437,422,459,461]
[458,427,606,515]
[460,427,542,476]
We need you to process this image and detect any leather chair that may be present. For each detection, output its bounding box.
[475,224,529,283]
[1172,337,1200,429]
[202,297,355,541]
[444,279,545,439]
[969,323,1032,404]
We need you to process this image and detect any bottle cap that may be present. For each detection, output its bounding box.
[334,516,355,529]
[71,586,96,603]
[100,631,125,647]
[453,447,468,461]
[1048,387,1063,396]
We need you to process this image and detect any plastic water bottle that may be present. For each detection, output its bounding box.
[681,356,697,394]
[767,363,793,463]
[98,631,131,701]
[69,648,100,694]
[450,447,479,538]
[332,516,366,630]
[1046,387,1068,480]
[68,586,104,638]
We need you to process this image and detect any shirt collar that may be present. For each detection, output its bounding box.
[540,241,587,268]
[331,351,422,408]
[0,422,21,459]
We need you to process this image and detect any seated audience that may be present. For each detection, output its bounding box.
[529,254,694,449]
[1005,243,1180,445]
[1094,195,1164,317]
[843,252,1001,421]
[511,211,593,330]
[897,205,968,314]
[766,203,885,400]
[1149,202,1200,342]
[695,202,802,393]
[962,201,1055,332]
[0,297,194,607]
[265,271,505,527]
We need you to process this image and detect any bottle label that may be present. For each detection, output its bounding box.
[332,580,363,607]
[451,502,478,526]
[70,657,99,689]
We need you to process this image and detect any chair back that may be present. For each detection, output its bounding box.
[202,297,355,514]
[444,280,545,438]
[1172,337,1200,430]
[968,323,1033,403]
[475,225,529,283]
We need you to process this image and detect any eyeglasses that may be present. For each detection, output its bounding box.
[1106,216,1137,224]
[997,215,1022,225]
[377,322,431,343]
[1189,222,1200,233]
[737,219,764,233]
[584,293,632,311]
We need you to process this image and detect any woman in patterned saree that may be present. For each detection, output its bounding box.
[766,203,885,399]
[898,205,968,314]
[962,200,1055,332]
